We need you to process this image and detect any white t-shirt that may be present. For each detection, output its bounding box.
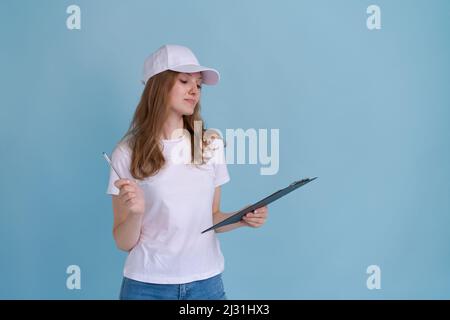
[106,133,230,284]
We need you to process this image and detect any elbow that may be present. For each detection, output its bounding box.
[113,229,136,252]
[115,241,133,252]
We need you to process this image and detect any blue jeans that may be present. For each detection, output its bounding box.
[119,273,227,300]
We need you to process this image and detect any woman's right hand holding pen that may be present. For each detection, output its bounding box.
[114,179,145,215]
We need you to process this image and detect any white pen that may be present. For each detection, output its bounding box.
[102,152,123,180]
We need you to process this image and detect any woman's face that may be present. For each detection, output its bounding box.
[168,72,202,116]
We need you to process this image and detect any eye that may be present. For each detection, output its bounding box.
[180,79,202,90]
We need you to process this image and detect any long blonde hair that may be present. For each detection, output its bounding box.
[120,70,223,180]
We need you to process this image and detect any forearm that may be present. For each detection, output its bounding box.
[213,210,245,233]
[113,212,144,251]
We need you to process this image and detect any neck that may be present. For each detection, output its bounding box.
[161,111,184,140]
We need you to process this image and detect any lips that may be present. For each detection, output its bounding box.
[185,99,196,105]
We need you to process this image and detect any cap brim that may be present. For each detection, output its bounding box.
[169,64,220,85]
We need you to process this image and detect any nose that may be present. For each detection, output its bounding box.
[188,83,199,96]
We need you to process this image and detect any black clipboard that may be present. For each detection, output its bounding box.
[201,177,318,234]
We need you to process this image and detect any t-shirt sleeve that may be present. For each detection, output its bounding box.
[106,143,134,196]
[210,138,230,188]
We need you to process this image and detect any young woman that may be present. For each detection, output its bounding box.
[106,45,268,300]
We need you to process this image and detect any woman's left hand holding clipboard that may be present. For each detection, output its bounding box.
[239,205,269,228]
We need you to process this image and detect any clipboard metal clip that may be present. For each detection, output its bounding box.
[290,177,318,186]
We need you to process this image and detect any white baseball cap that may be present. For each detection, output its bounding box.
[141,44,220,86]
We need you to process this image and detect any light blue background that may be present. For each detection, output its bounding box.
[1,0,449,299]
